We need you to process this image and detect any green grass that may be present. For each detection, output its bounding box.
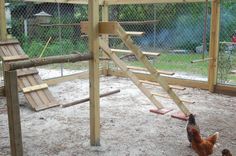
[128,53,209,76]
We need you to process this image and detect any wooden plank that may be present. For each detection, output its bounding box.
[2,55,29,62]
[17,68,38,77]
[191,57,213,63]
[127,66,175,76]
[208,0,220,92]
[88,0,100,146]
[152,92,194,104]
[1,46,11,56]
[116,23,191,116]
[140,80,186,90]
[0,40,19,45]
[100,39,164,109]
[126,31,144,36]
[111,48,160,56]
[22,83,48,93]
[26,75,50,106]
[4,70,23,156]
[105,0,212,5]
[0,0,7,41]
[230,70,236,74]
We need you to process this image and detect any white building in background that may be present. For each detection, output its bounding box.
[5,3,12,33]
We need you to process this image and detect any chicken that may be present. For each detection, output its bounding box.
[190,128,219,156]
[186,114,200,146]
[222,149,232,156]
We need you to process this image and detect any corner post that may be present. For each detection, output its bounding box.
[101,3,109,76]
[4,70,23,156]
[0,0,7,41]
[208,0,220,92]
[88,0,100,146]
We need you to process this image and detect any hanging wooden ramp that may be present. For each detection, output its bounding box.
[81,21,192,117]
[0,40,59,111]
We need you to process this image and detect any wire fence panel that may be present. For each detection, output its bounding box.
[217,0,236,86]
[109,3,210,81]
[3,1,236,85]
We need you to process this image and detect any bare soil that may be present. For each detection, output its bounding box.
[0,69,236,156]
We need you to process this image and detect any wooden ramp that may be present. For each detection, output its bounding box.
[0,40,59,111]
[97,22,191,116]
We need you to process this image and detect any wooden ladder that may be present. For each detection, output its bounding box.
[99,22,191,116]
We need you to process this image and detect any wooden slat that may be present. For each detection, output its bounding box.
[22,83,48,93]
[230,70,236,74]
[116,22,191,116]
[140,80,186,90]
[152,92,194,104]
[0,40,19,45]
[126,31,144,36]
[17,68,38,77]
[4,71,23,156]
[127,66,175,76]
[27,75,50,106]
[2,55,29,62]
[100,39,164,109]
[1,46,11,56]
[111,48,160,56]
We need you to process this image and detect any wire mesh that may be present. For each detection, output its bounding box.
[109,3,210,81]
[3,1,236,86]
[217,0,236,86]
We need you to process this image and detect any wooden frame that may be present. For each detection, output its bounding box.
[0,0,7,41]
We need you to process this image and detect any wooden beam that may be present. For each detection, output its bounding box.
[4,70,23,156]
[0,0,7,41]
[208,0,220,92]
[111,49,160,56]
[22,83,48,93]
[88,0,100,146]
[4,54,92,71]
[101,4,110,76]
[61,89,120,108]
[24,0,106,4]
[105,0,212,5]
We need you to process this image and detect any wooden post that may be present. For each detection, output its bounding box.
[4,70,23,156]
[101,3,109,76]
[0,0,7,41]
[88,0,100,146]
[208,0,220,92]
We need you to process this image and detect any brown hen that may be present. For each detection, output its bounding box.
[190,128,219,156]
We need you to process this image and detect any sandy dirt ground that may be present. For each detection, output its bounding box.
[0,69,236,156]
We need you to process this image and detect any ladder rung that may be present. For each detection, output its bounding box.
[140,80,185,90]
[127,66,175,76]
[17,69,39,77]
[111,49,160,56]
[2,55,29,62]
[152,93,194,104]
[126,31,144,36]
[22,83,48,93]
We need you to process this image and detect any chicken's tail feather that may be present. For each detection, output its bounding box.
[207,132,219,145]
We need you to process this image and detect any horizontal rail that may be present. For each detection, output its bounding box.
[191,57,213,63]
[111,49,160,56]
[61,89,121,108]
[4,54,92,71]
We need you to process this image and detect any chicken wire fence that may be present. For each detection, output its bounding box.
[3,1,236,85]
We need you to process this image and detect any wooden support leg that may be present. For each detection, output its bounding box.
[88,0,100,146]
[4,70,23,156]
